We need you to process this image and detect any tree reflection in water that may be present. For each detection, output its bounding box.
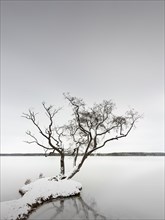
[29,195,106,220]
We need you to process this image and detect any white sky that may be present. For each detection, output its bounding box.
[1,1,164,153]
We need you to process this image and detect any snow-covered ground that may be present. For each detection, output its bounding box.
[0,178,82,220]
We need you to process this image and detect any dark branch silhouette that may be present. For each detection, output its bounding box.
[64,93,142,179]
[22,103,66,178]
[23,94,142,180]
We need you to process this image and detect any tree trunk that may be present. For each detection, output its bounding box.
[67,166,80,179]
[60,153,65,176]
[67,155,87,179]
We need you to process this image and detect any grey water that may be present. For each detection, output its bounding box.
[1,156,164,220]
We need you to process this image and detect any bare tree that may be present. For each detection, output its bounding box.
[64,94,142,179]
[22,102,65,179]
[23,95,141,180]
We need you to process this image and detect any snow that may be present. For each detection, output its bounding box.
[0,178,82,220]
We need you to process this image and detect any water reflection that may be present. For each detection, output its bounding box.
[29,195,106,220]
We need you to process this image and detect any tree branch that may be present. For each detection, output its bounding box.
[22,110,48,140]
[64,94,90,135]
[22,107,63,154]
[25,131,52,150]
[88,120,136,155]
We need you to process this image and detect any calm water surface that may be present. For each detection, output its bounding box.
[1,156,164,220]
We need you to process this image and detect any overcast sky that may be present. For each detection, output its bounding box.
[1,0,164,153]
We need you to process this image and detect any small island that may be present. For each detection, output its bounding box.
[1,178,82,220]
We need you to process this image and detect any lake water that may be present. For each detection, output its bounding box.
[1,156,164,220]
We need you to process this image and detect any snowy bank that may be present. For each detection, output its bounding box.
[0,177,82,220]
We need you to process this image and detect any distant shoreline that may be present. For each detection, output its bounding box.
[0,152,165,156]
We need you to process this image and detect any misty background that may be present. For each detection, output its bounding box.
[1,1,164,153]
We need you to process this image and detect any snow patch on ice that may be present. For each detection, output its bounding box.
[0,178,82,220]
